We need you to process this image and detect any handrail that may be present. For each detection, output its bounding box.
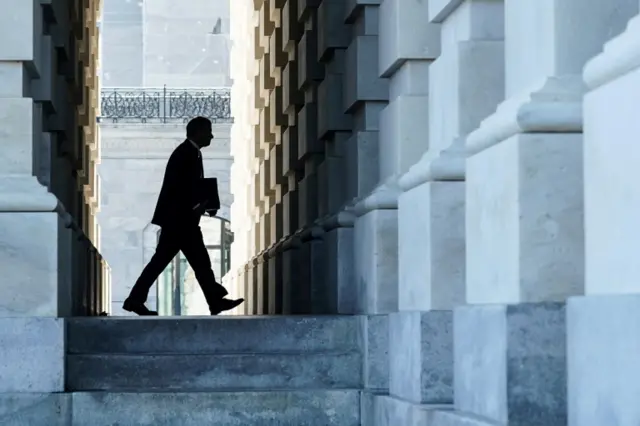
[97,86,233,124]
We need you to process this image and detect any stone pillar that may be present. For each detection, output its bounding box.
[0,0,105,419]
[345,0,392,316]
[456,0,638,424]
[566,5,640,425]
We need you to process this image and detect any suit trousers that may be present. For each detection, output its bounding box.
[128,225,228,308]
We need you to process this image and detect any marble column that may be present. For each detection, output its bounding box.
[345,1,393,316]
[379,1,506,422]
[456,0,638,424]
[567,4,640,425]
[0,0,104,417]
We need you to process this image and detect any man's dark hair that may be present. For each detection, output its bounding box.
[186,116,212,137]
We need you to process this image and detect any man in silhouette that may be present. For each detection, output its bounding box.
[123,116,243,316]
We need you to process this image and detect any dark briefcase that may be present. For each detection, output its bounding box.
[198,177,221,210]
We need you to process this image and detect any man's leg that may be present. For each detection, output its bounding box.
[180,226,242,314]
[124,228,180,314]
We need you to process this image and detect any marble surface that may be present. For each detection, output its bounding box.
[360,314,389,392]
[389,311,453,404]
[354,210,399,314]
[323,227,356,314]
[568,295,640,426]
[455,302,566,426]
[0,213,60,316]
[466,133,584,304]
[0,318,64,392]
[399,182,465,311]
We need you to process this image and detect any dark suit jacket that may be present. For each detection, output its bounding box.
[151,140,204,228]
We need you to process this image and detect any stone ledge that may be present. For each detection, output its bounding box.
[360,392,452,426]
[454,302,567,426]
[0,393,70,426]
[0,318,65,393]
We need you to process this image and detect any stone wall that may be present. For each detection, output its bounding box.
[98,123,232,315]
[230,0,640,423]
[0,0,110,415]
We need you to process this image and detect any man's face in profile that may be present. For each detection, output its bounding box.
[198,125,214,147]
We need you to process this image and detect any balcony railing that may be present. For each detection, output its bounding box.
[98,86,232,124]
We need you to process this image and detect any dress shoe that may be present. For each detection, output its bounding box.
[210,298,244,315]
[123,299,158,316]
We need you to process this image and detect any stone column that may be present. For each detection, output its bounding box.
[375,0,506,422]
[315,0,353,314]
[345,1,392,316]
[566,5,640,425]
[0,0,103,418]
[456,0,638,424]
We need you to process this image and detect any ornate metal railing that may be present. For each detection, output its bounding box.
[98,86,232,124]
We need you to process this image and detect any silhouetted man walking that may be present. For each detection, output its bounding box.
[123,117,243,316]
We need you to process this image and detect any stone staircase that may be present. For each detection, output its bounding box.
[65,316,362,425]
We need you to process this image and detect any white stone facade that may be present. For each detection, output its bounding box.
[229,0,640,423]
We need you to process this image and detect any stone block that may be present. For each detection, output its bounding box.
[297,102,322,159]
[282,125,302,174]
[324,227,355,314]
[281,246,301,314]
[360,315,389,391]
[68,316,360,354]
[567,295,640,426]
[298,172,319,227]
[0,318,64,392]
[429,409,502,426]
[345,0,381,24]
[466,133,584,304]
[378,0,440,77]
[267,251,283,314]
[282,62,303,113]
[354,210,398,314]
[399,182,465,311]
[297,28,323,90]
[389,311,453,403]
[72,390,360,426]
[454,302,566,426]
[299,239,325,314]
[0,98,35,175]
[346,131,379,199]
[282,0,302,52]
[379,94,429,179]
[67,351,361,391]
[282,188,299,235]
[0,0,38,63]
[317,0,350,61]
[318,73,352,139]
[344,36,389,111]
[0,393,70,426]
[361,393,452,426]
[388,61,431,99]
[583,65,640,295]
[0,212,65,317]
[297,0,322,22]
[269,86,286,132]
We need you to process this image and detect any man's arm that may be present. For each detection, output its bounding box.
[165,149,201,210]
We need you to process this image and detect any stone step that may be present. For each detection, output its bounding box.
[67,352,362,391]
[67,316,360,355]
[70,390,361,426]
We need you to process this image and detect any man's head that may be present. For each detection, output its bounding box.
[186,116,214,148]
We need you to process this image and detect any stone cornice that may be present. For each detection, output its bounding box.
[353,176,402,216]
[466,75,585,156]
[584,14,640,91]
